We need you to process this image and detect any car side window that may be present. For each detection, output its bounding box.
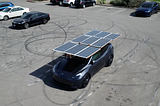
[92,44,109,61]
[92,51,101,61]
[153,3,157,7]
[11,8,17,12]
[30,14,38,19]
[17,7,24,11]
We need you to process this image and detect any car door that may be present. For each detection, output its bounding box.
[9,8,18,18]
[89,50,104,76]
[153,2,158,12]
[16,7,25,16]
[29,13,39,25]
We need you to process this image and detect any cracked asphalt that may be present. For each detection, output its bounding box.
[0,0,160,106]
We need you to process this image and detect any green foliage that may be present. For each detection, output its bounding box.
[110,0,146,7]
[97,0,107,4]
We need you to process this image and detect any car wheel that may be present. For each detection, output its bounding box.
[70,2,73,7]
[23,12,26,15]
[59,1,62,6]
[81,74,90,88]
[24,23,29,29]
[43,18,48,24]
[83,4,85,8]
[92,2,95,6]
[106,55,113,67]
[3,16,9,21]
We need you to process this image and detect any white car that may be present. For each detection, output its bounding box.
[63,0,75,7]
[0,6,30,21]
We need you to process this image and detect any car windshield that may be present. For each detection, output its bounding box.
[21,14,32,19]
[63,56,90,72]
[141,3,152,8]
[2,8,11,12]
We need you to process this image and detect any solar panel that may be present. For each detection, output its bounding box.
[54,42,77,52]
[65,44,87,55]
[95,31,111,38]
[85,30,101,36]
[72,35,90,43]
[81,37,99,45]
[53,30,121,59]
[92,38,111,48]
[105,33,121,40]
[76,46,100,58]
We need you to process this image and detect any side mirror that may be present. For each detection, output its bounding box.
[30,18,33,20]
[90,60,94,65]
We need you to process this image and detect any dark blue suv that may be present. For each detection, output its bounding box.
[0,2,14,11]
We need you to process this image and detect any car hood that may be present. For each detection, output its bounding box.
[0,12,8,16]
[13,18,27,23]
[137,7,151,12]
[55,59,87,78]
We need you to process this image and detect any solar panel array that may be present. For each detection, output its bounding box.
[54,30,121,58]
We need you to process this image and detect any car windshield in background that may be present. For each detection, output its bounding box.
[2,8,11,12]
[21,14,32,19]
[141,3,152,8]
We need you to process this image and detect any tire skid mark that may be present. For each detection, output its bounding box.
[74,37,150,106]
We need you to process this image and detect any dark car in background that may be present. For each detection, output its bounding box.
[52,43,114,88]
[135,1,159,17]
[50,0,63,6]
[0,2,14,11]
[75,0,96,8]
[12,11,50,29]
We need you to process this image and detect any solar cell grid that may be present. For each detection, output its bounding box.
[54,42,76,52]
[95,32,111,38]
[53,30,121,58]
[85,30,101,36]
[72,35,89,43]
[81,37,99,45]
[92,38,111,47]
[76,46,100,58]
[65,44,87,55]
[105,33,121,40]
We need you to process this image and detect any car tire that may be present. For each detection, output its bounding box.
[70,2,73,7]
[59,1,62,6]
[3,15,9,21]
[43,18,48,24]
[92,2,95,6]
[105,55,113,67]
[81,74,90,88]
[83,4,85,8]
[24,23,29,29]
[23,12,26,15]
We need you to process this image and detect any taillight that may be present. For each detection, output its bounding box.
[80,2,82,4]
[67,0,69,2]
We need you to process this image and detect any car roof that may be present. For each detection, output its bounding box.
[26,11,43,15]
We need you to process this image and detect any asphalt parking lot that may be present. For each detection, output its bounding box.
[0,0,160,106]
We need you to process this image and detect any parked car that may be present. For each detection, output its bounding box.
[0,6,30,21]
[63,0,75,7]
[50,0,63,6]
[52,43,114,88]
[75,0,96,8]
[135,1,159,17]
[0,2,14,11]
[12,11,50,29]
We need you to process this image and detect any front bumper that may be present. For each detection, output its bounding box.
[52,73,83,88]
[12,22,24,28]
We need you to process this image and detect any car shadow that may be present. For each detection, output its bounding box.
[130,11,148,18]
[29,55,77,91]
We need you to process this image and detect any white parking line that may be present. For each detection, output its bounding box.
[110,9,126,15]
